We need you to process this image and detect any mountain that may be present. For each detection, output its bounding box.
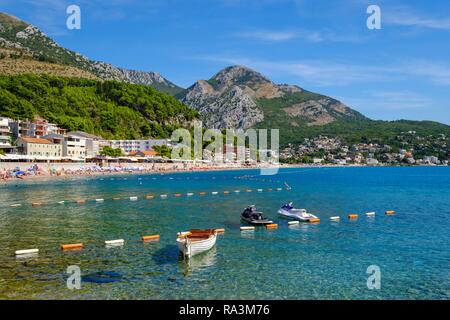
[180,65,450,145]
[179,65,366,129]
[0,12,183,95]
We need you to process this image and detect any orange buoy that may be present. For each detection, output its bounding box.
[146,195,154,199]
[267,188,272,191]
[348,214,359,220]
[112,197,121,201]
[309,218,321,223]
[32,202,42,207]
[61,243,83,251]
[174,193,182,197]
[246,189,252,192]
[215,228,225,233]
[385,210,396,215]
[266,223,278,229]
[199,192,206,196]
[142,235,160,242]
[223,191,230,194]
[76,200,86,204]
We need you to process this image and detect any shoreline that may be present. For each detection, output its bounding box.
[1,161,448,185]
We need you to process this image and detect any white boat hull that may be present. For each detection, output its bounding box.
[277,208,317,222]
[177,234,217,258]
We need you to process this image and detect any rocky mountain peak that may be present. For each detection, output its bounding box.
[180,64,367,130]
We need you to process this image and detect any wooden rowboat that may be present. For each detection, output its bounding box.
[177,229,217,258]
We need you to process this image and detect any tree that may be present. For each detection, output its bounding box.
[100,146,123,157]
[153,145,172,158]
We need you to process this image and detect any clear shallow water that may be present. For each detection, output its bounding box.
[0,167,449,299]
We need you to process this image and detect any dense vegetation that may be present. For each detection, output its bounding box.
[256,92,450,146]
[0,74,198,139]
[260,117,450,147]
[100,146,123,157]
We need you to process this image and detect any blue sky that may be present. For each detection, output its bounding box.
[1,0,450,124]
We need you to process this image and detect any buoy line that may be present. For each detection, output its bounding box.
[11,210,397,258]
[3,185,291,209]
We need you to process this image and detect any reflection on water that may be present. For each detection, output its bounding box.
[179,247,218,277]
[240,230,255,239]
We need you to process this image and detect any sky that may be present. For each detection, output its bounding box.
[1,0,450,124]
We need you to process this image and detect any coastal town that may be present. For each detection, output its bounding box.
[280,133,449,166]
[1,116,449,170]
[0,116,171,159]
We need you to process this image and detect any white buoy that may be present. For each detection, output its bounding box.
[211,191,218,195]
[96,199,104,202]
[10,204,22,207]
[130,196,138,201]
[257,189,263,192]
[15,248,39,256]
[366,212,376,216]
[288,221,300,225]
[276,188,282,191]
[105,239,124,246]
[57,201,65,205]
[330,216,340,221]
[240,226,255,231]
[187,193,194,196]
[160,194,167,198]
[234,190,240,193]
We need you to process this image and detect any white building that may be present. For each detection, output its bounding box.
[17,137,62,157]
[44,134,86,160]
[68,131,109,158]
[0,117,12,152]
[9,118,66,138]
[109,139,169,155]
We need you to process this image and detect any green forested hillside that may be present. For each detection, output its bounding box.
[256,116,450,147]
[0,74,198,139]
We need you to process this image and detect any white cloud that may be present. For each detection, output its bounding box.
[236,29,362,43]
[197,55,450,87]
[385,7,450,30]
[368,91,432,109]
[238,31,298,42]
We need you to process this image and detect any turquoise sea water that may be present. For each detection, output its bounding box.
[0,166,449,299]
